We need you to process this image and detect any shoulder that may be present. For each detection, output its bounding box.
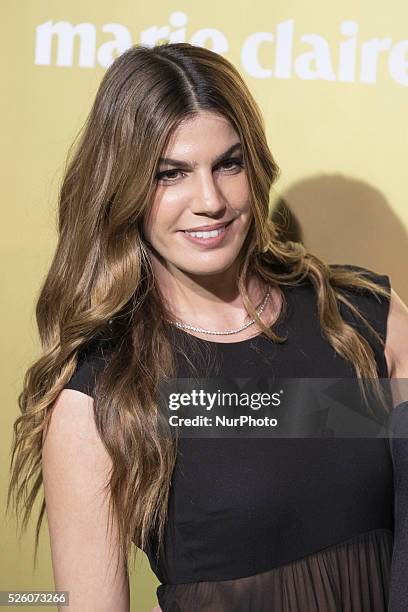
[325,263,390,377]
[325,263,390,338]
[329,263,391,299]
[328,262,391,328]
[329,263,408,378]
[63,335,114,399]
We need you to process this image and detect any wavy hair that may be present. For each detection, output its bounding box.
[7,42,391,579]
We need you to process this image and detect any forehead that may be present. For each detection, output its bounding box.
[163,111,239,156]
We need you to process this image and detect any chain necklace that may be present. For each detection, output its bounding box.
[166,286,271,336]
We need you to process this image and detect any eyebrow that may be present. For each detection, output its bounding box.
[158,142,242,169]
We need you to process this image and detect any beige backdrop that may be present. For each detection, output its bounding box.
[2,2,407,611]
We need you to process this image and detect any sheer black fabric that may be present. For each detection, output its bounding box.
[64,264,398,611]
[156,529,393,612]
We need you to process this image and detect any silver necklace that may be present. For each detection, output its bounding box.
[166,286,271,336]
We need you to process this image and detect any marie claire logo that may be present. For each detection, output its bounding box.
[34,12,408,86]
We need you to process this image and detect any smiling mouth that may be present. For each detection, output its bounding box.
[182,219,234,236]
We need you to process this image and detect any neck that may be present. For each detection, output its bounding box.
[150,254,267,329]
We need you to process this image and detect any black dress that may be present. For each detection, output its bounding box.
[64,264,399,612]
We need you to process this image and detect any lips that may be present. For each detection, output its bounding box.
[183,220,233,233]
[181,219,232,247]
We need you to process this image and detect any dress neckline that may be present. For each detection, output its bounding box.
[170,283,291,347]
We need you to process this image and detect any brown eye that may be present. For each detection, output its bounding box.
[218,157,244,172]
[155,157,244,184]
[155,169,185,183]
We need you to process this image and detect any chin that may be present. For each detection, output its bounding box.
[177,259,237,277]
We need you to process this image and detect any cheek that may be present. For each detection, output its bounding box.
[225,175,251,208]
[142,194,166,237]
[142,197,179,245]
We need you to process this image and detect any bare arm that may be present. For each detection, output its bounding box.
[42,389,130,611]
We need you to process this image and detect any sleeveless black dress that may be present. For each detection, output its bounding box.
[64,264,399,612]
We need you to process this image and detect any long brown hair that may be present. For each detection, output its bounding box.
[7,42,391,579]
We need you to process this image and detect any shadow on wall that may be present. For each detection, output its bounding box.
[271,174,408,300]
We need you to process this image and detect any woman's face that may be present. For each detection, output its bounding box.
[142,110,252,278]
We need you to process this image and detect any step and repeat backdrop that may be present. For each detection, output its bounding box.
[2,2,408,611]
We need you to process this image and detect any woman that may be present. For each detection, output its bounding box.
[7,42,408,611]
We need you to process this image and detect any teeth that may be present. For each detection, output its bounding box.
[186,225,226,238]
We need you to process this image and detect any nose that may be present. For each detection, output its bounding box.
[190,168,227,216]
